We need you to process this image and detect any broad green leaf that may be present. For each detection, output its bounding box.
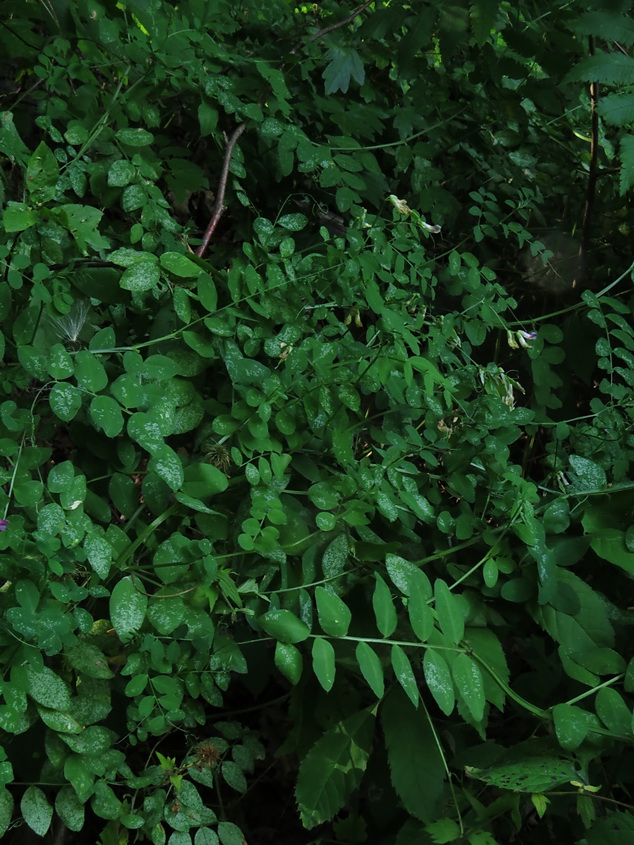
[47,343,74,379]
[47,460,74,493]
[91,780,122,820]
[89,395,124,437]
[434,580,464,644]
[552,703,596,751]
[452,653,485,722]
[148,444,184,491]
[64,755,95,802]
[408,589,433,642]
[74,351,108,392]
[315,587,351,636]
[49,383,83,421]
[425,818,462,843]
[84,533,113,579]
[58,204,109,253]
[198,273,218,312]
[218,821,246,845]
[198,102,218,136]
[65,640,114,679]
[373,574,397,637]
[116,127,154,146]
[382,687,445,822]
[146,594,186,635]
[21,786,52,837]
[222,761,247,793]
[355,641,384,698]
[312,637,336,692]
[110,576,148,642]
[195,829,219,845]
[25,665,71,711]
[128,411,165,453]
[386,554,421,595]
[3,202,37,232]
[160,251,200,278]
[595,687,631,735]
[274,641,302,684]
[120,261,161,291]
[465,742,577,792]
[107,159,136,187]
[259,609,310,643]
[391,645,419,706]
[423,650,455,716]
[0,788,13,838]
[26,141,59,200]
[321,533,348,578]
[296,709,374,828]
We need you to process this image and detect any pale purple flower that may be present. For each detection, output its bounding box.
[0,520,9,531]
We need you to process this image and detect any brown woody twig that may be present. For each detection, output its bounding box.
[291,0,374,53]
[196,122,246,258]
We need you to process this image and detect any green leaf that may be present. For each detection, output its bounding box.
[148,444,184,491]
[391,645,419,706]
[75,350,108,392]
[321,533,348,578]
[274,641,303,684]
[47,460,74,493]
[146,593,185,635]
[465,742,577,792]
[64,755,94,802]
[90,395,124,437]
[408,589,433,642]
[296,709,374,828]
[552,703,595,751]
[25,665,72,711]
[434,580,464,644]
[566,51,634,84]
[65,639,114,679]
[198,102,218,136]
[107,159,136,187]
[425,818,462,844]
[21,786,52,836]
[3,202,37,232]
[217,821,245,845]
[198,273,218,312]
[355,641,384,698]
[160,251,200,278]
[423,650,455,716]
[58,204,109,253]
[595,687,631,735]
[382,687,445,822]
[92,780,122,820]
[0,789,13,838]
[259,609,310,643]
[222,761,247,793]
[84,533,113,578]
[452,653,485,722]
[116,127,154,146]
[312,637,336,692]
[109,576,148,642]
[315,587,352,636]
[323,48,365,95]
[49,383,83,421]
[47,343,74,379]
[26,141,59,200]
[373,574,397,637]
[120,261,161,291]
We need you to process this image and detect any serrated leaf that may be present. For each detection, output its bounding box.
[312,636,336,692]
[373,574,397,637]
[21,786,52,837]
[315,587,351,636]
[382,687,445,822]
[109,576,147,642]
[391,645,419,706]
[425,818,462,843]
[565,51,634,84]
[423,650,455,716]
[296,709,374,828]
[355,641,384,698]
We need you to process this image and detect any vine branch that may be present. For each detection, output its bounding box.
[196,122,246,258]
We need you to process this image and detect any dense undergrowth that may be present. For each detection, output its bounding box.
[1,1,634,843]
